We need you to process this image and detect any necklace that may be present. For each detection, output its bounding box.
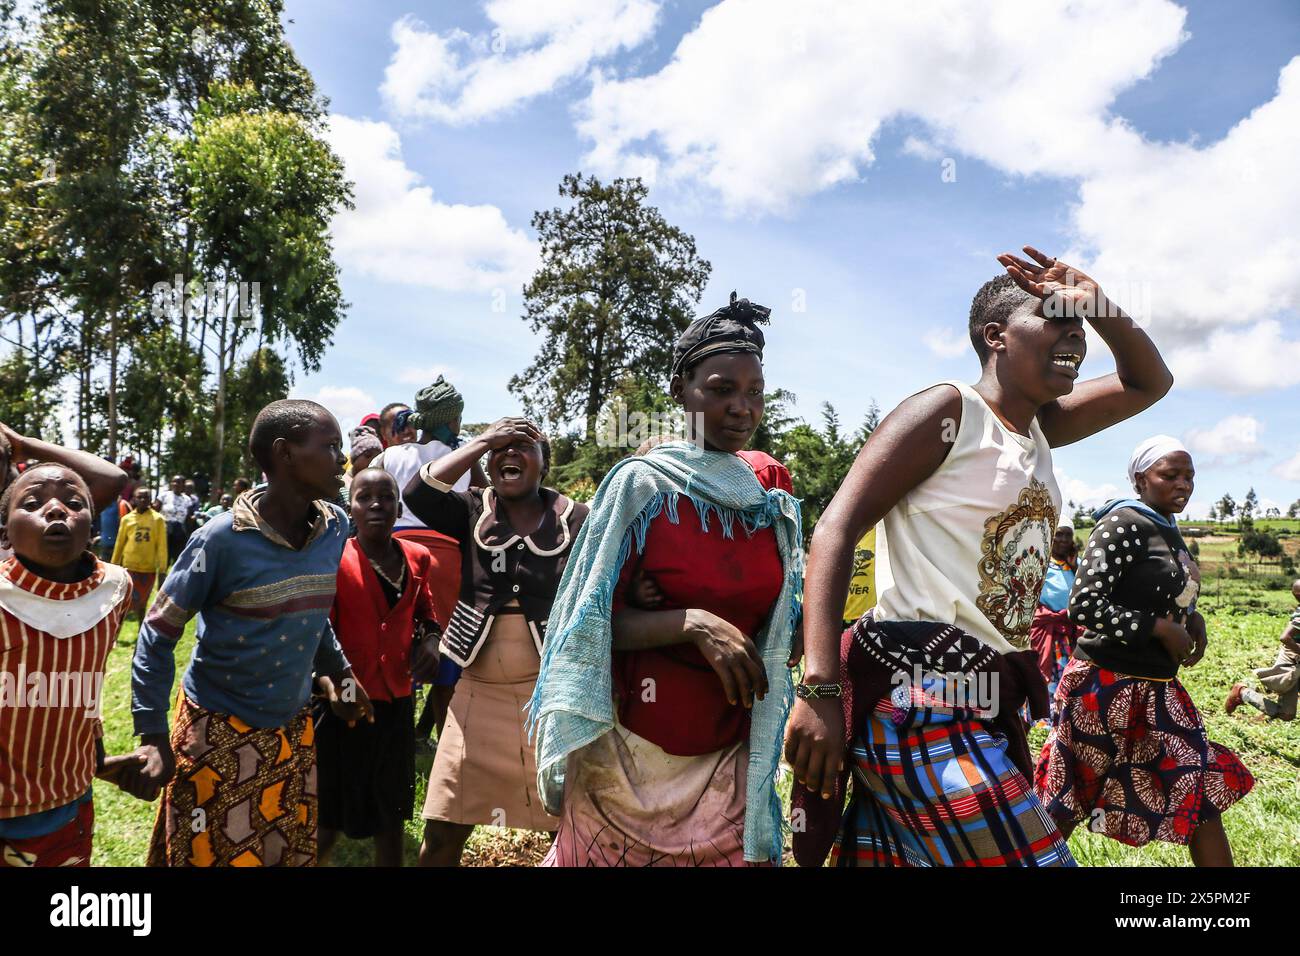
[368,547,406,593]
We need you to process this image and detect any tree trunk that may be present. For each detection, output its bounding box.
[77,317,89,448]
[585,319,605,444]
[180,222,193,343]
[213,305,228,493]
[107,308,119,461]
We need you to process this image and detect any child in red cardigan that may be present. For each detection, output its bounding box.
[318,468,442,866]
[0,464,145,867]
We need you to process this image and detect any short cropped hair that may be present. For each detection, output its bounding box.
[249,400,330,473]
[968,274,1035,361]
[350,467,398,491]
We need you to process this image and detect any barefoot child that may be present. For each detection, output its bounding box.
[318,468,442,867]
[111,486,169,631]
[0,464,146,867]
[125,400,375,867]
[1226,579,1300,721]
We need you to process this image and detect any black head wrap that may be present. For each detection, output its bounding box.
[670,291,770,378]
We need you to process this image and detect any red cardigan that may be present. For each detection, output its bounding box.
[330,538,439,702]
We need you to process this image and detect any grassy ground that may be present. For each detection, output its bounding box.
[92,569,1300,867]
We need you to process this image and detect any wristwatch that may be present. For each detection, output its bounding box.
[795,682,843,700]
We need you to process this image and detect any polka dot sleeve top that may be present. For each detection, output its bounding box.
[1068,507,1194,681]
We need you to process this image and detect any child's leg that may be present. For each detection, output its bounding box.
[1188,816,1233,867]
[431,685,455,737]
[1241,686,1285,718]
[374,827,405,867]
[1280,687,1298,721]
[419,819,473,866]
[415,690,438,739]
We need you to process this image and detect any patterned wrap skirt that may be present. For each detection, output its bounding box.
[0,799,94,868]
[833,699,1075,867]
[148,694,318,867]
[1034,659,1254,847]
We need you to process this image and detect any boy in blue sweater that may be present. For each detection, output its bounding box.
[124,400,373,866]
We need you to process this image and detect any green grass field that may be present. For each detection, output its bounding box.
[91,569,1300,867]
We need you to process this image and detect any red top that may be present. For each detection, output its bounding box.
[612,450,791,756]
[0,557,130,818]
[330,538,439,702]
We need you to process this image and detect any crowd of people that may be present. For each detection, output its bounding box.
[0,246,1290,868]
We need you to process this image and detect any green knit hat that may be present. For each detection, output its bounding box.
[408,375,464,431]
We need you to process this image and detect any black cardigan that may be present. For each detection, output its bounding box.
[402,466,588,667]
[1069,506,1199,680]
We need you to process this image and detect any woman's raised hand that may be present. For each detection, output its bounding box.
[997,245,1104,316]
[480,417,542,450]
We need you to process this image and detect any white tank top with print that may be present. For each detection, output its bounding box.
[873,381,1062,654]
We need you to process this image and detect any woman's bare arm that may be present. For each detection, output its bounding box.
[1,422,128,511]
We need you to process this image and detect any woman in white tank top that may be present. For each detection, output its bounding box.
[786,247,1174,868]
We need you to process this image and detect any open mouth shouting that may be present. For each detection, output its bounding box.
[498,462,524,481]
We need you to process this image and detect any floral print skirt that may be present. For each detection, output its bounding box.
[1034,659,1253,847]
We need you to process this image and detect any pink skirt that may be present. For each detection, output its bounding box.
[543,722,767,867]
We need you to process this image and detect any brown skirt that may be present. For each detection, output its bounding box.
[422,611,557,831]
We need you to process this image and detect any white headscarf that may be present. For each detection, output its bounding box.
[1127,435,1190,491]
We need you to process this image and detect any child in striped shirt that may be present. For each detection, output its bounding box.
[0,463,146,867]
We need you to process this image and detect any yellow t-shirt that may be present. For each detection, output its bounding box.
[842,528,877,623]
[111,509,168,573]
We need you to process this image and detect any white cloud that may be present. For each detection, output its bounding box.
[397,365,458,386]
[1071,58,1300,372]
[1274,449,1300,483]
[1184,414,1265,465]
[923,327,969,359]
[901,136,942,162]
[382,1,659,124]
[575,0,1300,390]
[297,385,378,438]
[1167,320,1300,394]
[578,0,1184,214]
[325,115,536,292]
[1055,468,1123,511]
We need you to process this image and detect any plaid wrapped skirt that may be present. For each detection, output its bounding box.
[832,700,1075,867]
[1034,660,1254,847]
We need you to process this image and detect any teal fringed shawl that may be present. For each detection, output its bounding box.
[527,441,803,864]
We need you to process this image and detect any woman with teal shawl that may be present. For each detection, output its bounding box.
[529,294,803,865]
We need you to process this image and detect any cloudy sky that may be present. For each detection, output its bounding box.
[283,0,1300,518]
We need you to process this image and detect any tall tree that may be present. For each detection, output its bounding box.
[1241,487,1258,527]
[27,0,170,459]
[510,173,711,440]
[179,81,351,489]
